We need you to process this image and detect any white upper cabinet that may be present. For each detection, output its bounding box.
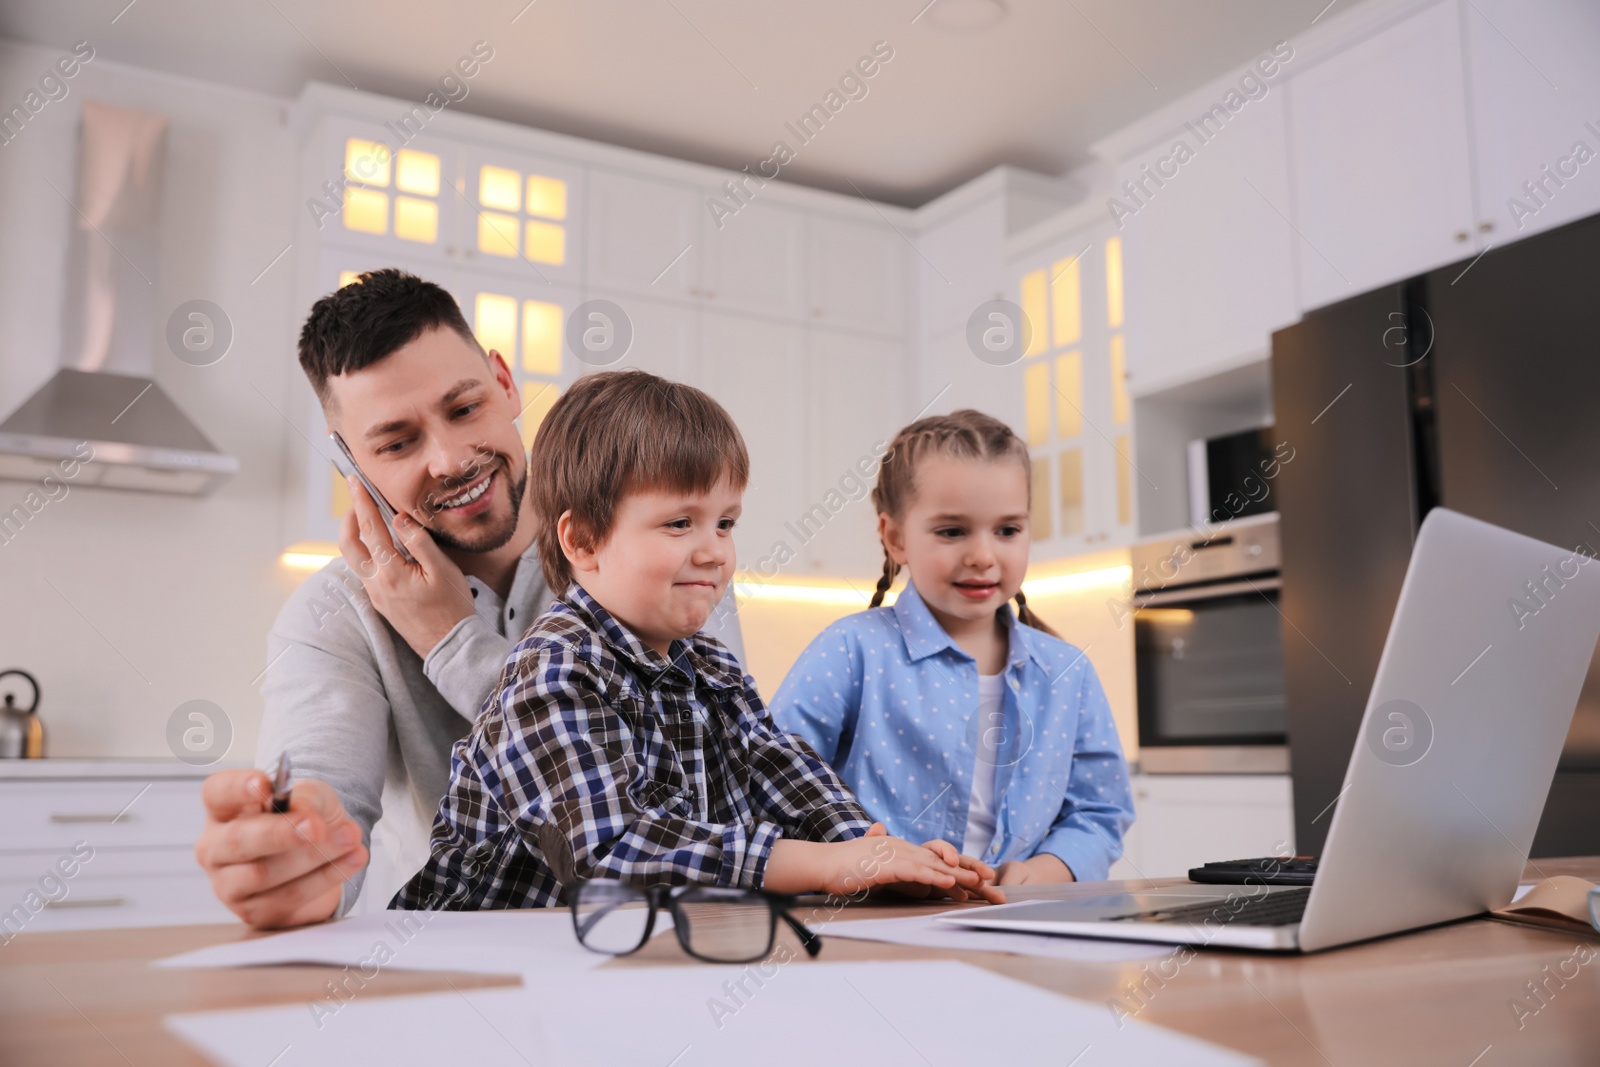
[796,330,904,578]
[806,216,908,336]
[312,118,463,269]
[700,201,807,320]
[1112,91,1298,397]
[597,292,700,386]
[914,198,1008,337]
[457,144,584,288]
[697,311,808,573]
[1287,1,1478,310]
[1011,224,1138,553]
[586,170,701,301]
[1464,0,1600,243]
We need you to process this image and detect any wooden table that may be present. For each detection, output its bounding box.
[4,858,1598,1066]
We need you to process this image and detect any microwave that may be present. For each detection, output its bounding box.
[1187,424,1284,529]
[1131,512,1288,774]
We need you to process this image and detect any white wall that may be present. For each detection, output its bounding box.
[0,37,301,761]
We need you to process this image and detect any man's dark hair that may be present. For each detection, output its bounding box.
[298,268,482,404]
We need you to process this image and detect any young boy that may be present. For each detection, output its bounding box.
[392,370,1000,909]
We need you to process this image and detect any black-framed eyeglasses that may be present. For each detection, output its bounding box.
[569,880,823,964]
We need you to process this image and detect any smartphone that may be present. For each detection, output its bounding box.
[329,431,415,563]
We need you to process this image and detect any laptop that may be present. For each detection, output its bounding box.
[941,508,1600,952]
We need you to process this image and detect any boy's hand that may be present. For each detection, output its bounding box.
[763,823,991,899]
[996,853,1076,887]
[880,834,1007,904]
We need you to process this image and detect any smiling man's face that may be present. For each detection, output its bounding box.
[324,325,528,554]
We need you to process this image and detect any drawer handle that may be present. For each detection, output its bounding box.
[49,813,134,824]
[42,896,127,910]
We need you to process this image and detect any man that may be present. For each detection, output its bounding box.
[195,270,745,929]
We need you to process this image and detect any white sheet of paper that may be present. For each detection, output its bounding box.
[823,911,1171,961]
[154,908,628,977]
[165,959,1259,1067]
[1512,883,1535,903]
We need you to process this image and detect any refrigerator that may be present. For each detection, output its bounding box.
[1271,210,1600,857]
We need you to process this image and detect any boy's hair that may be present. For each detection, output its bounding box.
[298,268,482,405]
[870,409,1058,638]
[530,370,750,594]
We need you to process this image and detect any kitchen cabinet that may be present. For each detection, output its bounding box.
[1463,0,1600,242]
[1010,219,1138,554]
[700,201,807,321]
[1113,92,1298,397]
[0,761,234,933]
[697,311,808,575]
[308,117,463,269]
[456,143,584,288]
[795,329,904,578]
[807,215,907,336]
[1286,1,1479,311]
[598,291,700,384]
[1111,773,1295,880]
[914,197,1008,338]
[292,90,924,583]
[585,169,701,302]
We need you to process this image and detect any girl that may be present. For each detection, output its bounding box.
[770,410,1133,885]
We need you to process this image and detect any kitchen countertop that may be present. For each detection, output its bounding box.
[0,759,244,781]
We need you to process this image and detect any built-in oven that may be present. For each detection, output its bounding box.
[1131,512,1288,773]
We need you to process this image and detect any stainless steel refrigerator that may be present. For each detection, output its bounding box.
[1271,210,1600,857]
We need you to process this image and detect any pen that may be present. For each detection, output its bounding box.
[270,752,292,814]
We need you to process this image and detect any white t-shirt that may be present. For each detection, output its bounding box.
[962,673,1007,859]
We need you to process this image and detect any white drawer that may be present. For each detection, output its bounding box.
[0,779,206,852]
[0,867,233,934]
[0,845,203,881]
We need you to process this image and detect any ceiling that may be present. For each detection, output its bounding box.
[0,0,1370,206]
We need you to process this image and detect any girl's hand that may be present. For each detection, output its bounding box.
[995,853,1076,887]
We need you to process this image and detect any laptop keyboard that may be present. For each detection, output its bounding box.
[1108,886,1312,927]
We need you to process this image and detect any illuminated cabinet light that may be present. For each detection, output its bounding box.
[526,174,567,219]
[478,213,520,257]
[474,292,518,360]
[1020,270,1047,358]
[522,300,563,376]
[1050,255,1082,349]
[338,270,361,288]
[1030,455,1053,541]
[281,541,340,571]
[1059,447,1085,536]
[1054,352,1083,439]
[344,139,391,186]
[1106,236,1125,328]
[1110,334,1130,424]
[395,149,440,196]
[520,381,560,451]
[1115,434,1133,526]
[343,188,388,235]
[480,165,522,212]
[1023,360,1050,446]
[394,196,439,243]
[524,220,566,266]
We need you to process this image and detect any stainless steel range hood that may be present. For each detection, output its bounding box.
[0,101,238,496]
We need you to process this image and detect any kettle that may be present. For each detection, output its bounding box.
[0,670,43,759]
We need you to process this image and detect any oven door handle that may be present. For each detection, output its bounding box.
[1136,576,1281,608]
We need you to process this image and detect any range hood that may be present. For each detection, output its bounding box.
[0,101,238,496]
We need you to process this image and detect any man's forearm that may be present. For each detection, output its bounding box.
[423,614,514,720]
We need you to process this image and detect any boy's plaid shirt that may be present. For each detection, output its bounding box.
[391,583,872,911]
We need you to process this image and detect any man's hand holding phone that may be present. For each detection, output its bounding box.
[339,475,477,659]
